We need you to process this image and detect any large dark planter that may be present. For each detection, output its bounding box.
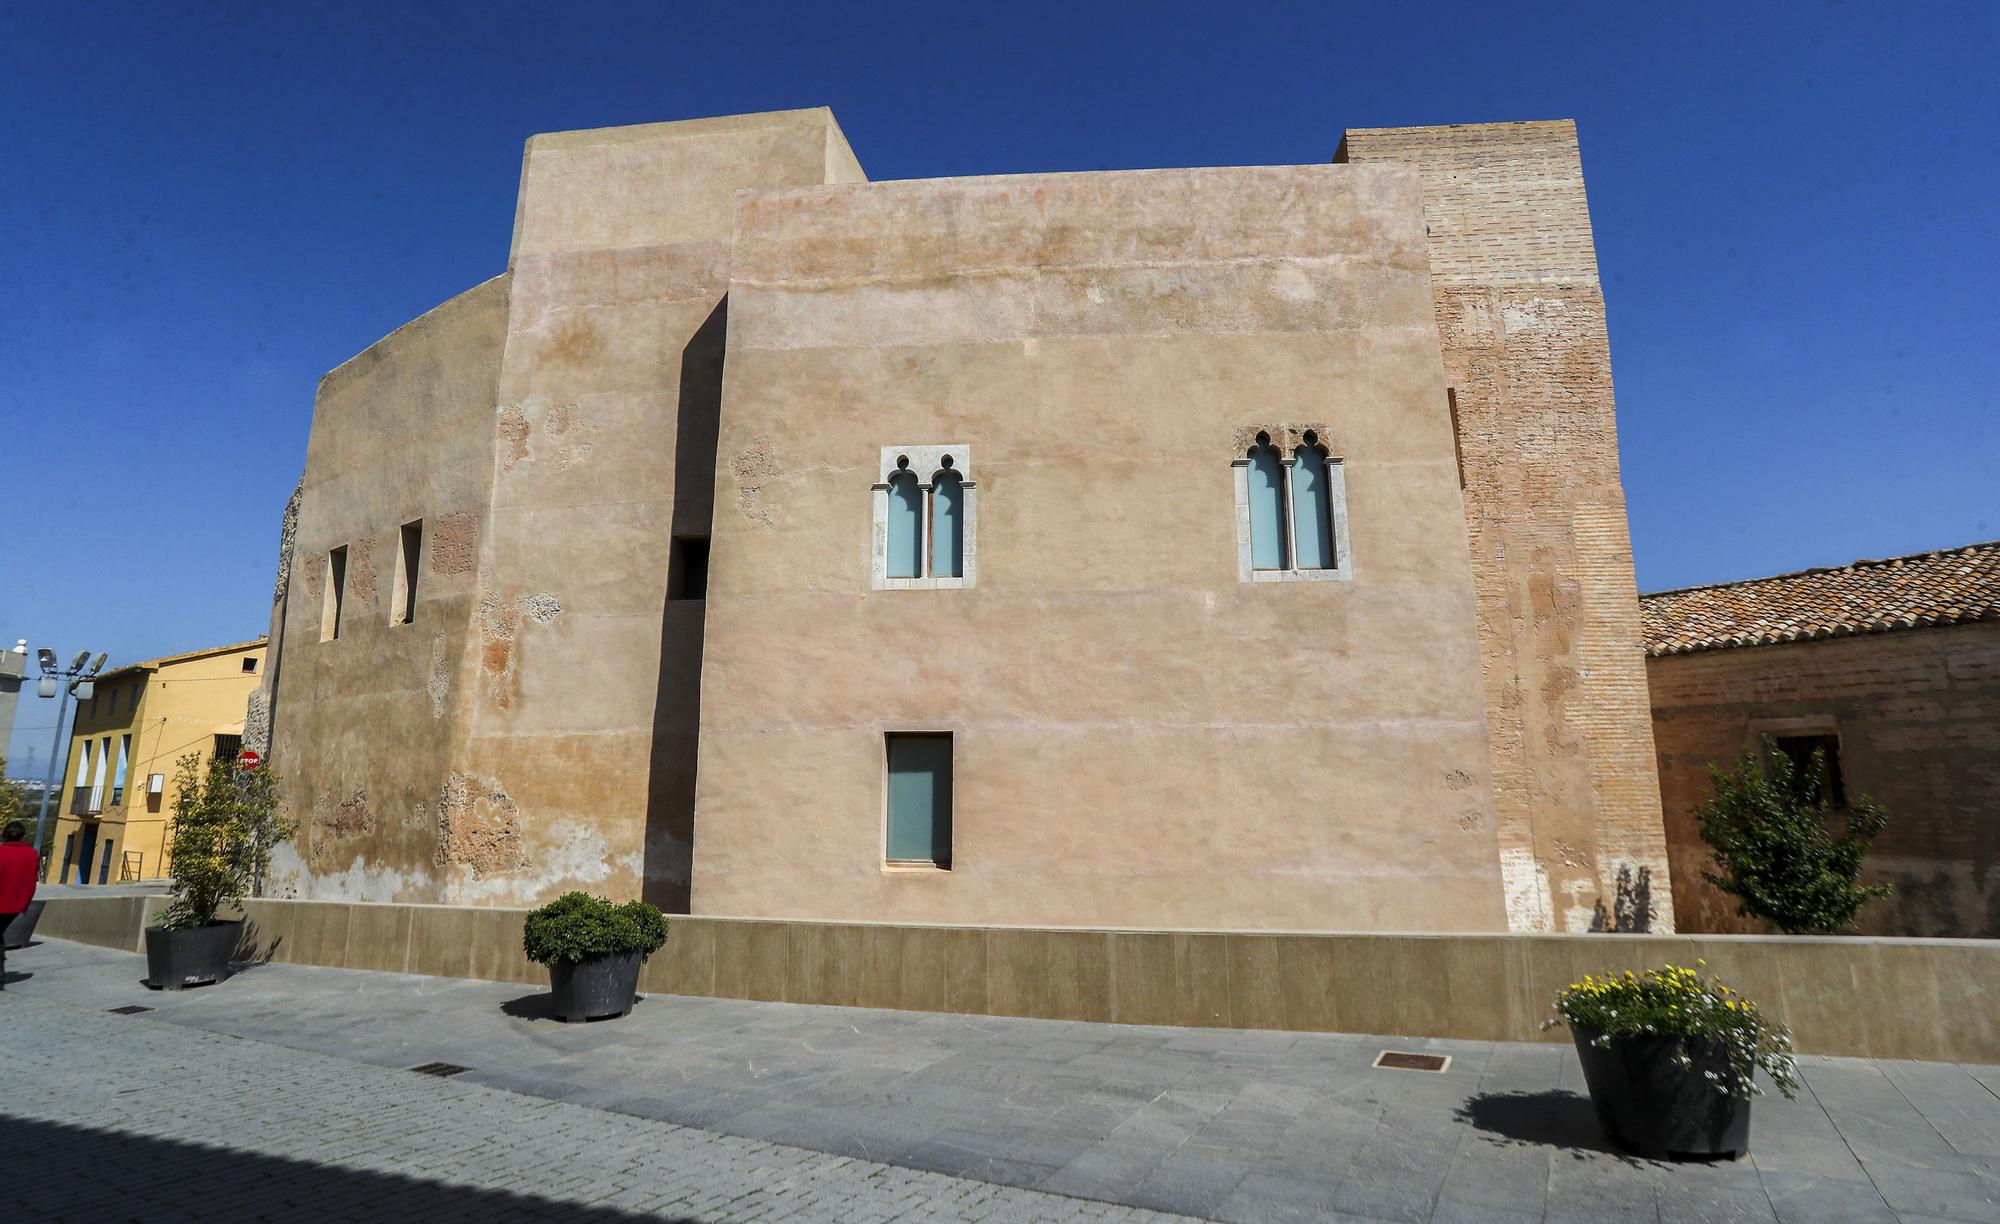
[144,920,243,990]
[545,950,645,1022]
[4,900,45,950]
[1572,1024,1753,1159]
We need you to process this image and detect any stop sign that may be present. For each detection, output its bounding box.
[238,749,262,770]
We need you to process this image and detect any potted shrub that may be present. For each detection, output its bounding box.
[147,752,290,990]
[1546,961,1798,1159]
[522,892,669,1022]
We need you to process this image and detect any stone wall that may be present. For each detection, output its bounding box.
[264,277,511,901]
[1650,622,2000,937]
[1337,122,1673,932]
[35,894,2000,1064]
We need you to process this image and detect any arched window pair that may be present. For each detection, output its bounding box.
[874,446,976,589]
[887,458,964,579]
[1238,430,1348,580]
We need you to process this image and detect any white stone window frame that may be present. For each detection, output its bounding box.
[1233,431,1353,584]
[872,444,976,591]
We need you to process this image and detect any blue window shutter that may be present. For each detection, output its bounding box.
[887,472,922,578]
[1292,447,1335,570]
[887,735,952,864]
[931,471,963,579]
[1249,445,1288,570]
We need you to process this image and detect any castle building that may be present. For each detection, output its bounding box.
[256,109,1672,933]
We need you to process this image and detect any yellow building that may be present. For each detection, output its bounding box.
[45,638,267,885]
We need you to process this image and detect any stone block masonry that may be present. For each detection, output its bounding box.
[1339,121,1674,932]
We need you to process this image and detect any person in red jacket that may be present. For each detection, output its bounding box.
[0,820,39,988]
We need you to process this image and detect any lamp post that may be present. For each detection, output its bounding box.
[32,648,106,874]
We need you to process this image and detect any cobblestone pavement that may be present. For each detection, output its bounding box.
[8,937,2000,1222]
[5,993,1191,1223]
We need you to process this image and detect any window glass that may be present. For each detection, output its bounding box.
[1248,443,1288,570]
[1292,447,1335,570]
[887,471,922,579]
[886,734,952,866]
[932,470,964,579]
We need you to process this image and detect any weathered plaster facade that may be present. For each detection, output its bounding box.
[265,109,1667,932]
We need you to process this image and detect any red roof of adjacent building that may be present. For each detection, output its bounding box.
[1640,542,2000,657]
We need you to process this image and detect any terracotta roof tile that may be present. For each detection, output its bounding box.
[1640,542,2000,657]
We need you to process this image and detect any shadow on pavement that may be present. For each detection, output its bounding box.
[1456,1089,1646,1163]
[500,991,562,1020]
[4,1113,694,1223]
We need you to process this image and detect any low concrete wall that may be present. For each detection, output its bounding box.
[33,896,1998,1064]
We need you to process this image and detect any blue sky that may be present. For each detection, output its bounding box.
[3,1,1995,771]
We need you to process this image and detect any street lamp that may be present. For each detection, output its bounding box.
[32,646,105,871]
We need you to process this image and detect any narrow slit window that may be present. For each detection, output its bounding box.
[1248,435,1288,571]
[886,733,952,868]
[886,470,922,579]
[931,468,964,579]
[323,546,348,641]
[392,520,423,626]
[671,536,710,601]
[1292,442,1336,570]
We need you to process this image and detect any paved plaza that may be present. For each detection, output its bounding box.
[4,937,1999,1222]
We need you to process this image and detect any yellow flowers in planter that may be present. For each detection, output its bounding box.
[1546,960,1799,1100]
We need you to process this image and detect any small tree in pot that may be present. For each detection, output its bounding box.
[1547,961,1798,1160]
[147,752,290,990]
[522,892,669,1022]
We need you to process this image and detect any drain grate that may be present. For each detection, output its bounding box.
[409,1062,472,1078]
[1373,1051,1450,1073]
[107,1005,154,1015]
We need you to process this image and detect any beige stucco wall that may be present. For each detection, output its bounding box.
[267,276,508,901]
[1651,622,2000,937]
[1339,122,1673,932]
[692,163,1507,931]
[451,109,866,909]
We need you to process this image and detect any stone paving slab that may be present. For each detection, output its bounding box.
[3,992,1192,1223]
[7,936,2000,1222]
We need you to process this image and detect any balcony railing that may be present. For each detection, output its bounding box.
[68,785,105,816]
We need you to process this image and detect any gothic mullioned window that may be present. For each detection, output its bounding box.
[1233,429,1351,583]
[873,446,976,589]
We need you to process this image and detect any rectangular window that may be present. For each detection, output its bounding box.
[91,735,110,812]
[1773,734,1847,807]
[392,520,423,625]
[670,536,710,601]
[112,734,130,806]
[323,546,348,641]
[98,838,115,885]
[885,733,952,868]
[214,734,243,763]
[242,656,258,673]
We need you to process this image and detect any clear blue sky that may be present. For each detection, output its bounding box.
[3,2,1995,770]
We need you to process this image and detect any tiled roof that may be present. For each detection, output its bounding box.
[1641,542,2000,657]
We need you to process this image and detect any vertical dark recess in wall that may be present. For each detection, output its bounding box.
[644,296,727,913]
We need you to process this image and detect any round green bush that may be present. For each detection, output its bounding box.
[522,892,670,965]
